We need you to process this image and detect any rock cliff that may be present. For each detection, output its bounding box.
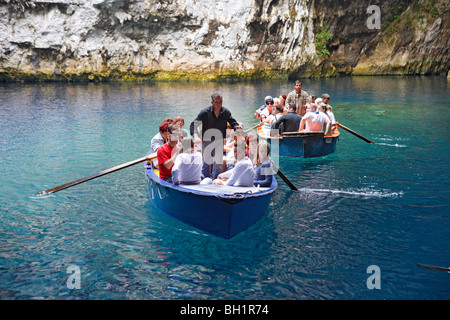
[0,0,448,81]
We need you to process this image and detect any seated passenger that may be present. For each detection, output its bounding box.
[298,104,331,135]
[317,103,336,129]
[261,102,279,136]
[147,121,170,166]
[163,118,174,124]
[172,137,202,185]
[174,116,189,137]
[268,104,284,136]
[223,125,245,169]
[213,141,255,187]
[157,124,182,183]
[272,103,302,134]
[253,140,273,187]
[254,96,274,120]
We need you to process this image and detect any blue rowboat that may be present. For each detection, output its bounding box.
[145,164,277,239]
[258,128,340,158]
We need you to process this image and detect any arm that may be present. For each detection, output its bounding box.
[324,120,331,136]
[272,114,285,130]
[218,167,234,180]
[285,92,294,106]
[224,162,245,186]
[223,139,236,152]
[162,145,180,169]
[171,159,181,184]
[253,162,273,187]
[226,111,241,131]
[298,118,306,132]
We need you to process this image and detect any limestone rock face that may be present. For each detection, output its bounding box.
[0,0,448,81]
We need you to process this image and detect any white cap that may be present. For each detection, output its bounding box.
[264,95,273,101]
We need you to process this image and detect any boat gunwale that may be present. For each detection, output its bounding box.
[145,165,277,199]
[257,129,340,140]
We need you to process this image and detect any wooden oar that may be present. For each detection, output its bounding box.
[417,264,450,273]
[32,153,157,195]
[244,122,263,133]
[229,122,263,141]
[337,123,375,144]
[271,160,298,191]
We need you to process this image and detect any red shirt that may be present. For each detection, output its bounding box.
[157,143,175,180]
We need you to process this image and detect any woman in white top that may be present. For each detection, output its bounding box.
[213,141,255,187]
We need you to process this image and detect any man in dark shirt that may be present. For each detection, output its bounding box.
[190,93,243,179]
[272,103,302,134]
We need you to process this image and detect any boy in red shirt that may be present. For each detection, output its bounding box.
[157,124,182,182]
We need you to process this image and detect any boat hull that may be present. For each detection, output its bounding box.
[259,129,339,158]
[145,166,277,239]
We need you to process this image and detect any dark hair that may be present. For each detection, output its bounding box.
[275,104,284,112]
[295,80,302,84]
[288,103,297,111]
[167,124,180,134]
[159,121,169,133]
[163,118,174,124]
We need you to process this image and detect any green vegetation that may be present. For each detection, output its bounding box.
[315,22,333,57]
[384,0,442,35]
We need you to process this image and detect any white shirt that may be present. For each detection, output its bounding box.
[172,151,203,185]
[260,107,271,119]
[327,111,336,125]
[219,157,255,187]
[302,112,330,131]
[150,132,166,154]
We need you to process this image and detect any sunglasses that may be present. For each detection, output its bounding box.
[266,101,274,105]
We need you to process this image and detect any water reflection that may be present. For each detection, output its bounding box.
[0,77,449,299]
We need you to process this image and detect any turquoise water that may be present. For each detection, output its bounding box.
[0,77,449,300]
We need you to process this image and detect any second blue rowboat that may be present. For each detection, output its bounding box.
[258,128,340,158]
[145,164,277,239]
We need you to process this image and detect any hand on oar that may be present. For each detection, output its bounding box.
[32,153,157,195]
[337,123,375,144]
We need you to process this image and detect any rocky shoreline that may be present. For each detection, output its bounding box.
[1,0,448,82]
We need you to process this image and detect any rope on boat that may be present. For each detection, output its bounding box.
[217,190,253,204]
[149,178,167,200]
